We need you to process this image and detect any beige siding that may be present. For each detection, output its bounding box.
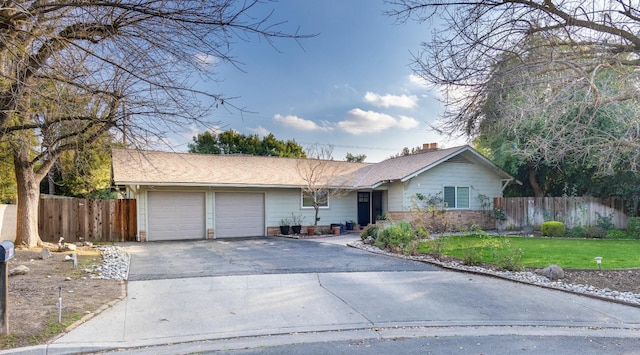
[403,161,503,210]
[387,182,404,211]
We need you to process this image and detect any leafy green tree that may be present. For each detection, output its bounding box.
[345,152,366,163]
[389,146,421,158]
[474,42,639,197]
[387,1,640,176]
[0,143,16,203]
[189,130,306,158]
[40,135,116,198]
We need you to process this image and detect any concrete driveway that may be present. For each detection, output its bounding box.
[47,236,640,354]
[125,236,439,280]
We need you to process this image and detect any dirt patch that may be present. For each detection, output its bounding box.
[560,269,640,294]
[0,246,124,350]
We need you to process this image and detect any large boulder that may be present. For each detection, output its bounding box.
[535,264,564,280]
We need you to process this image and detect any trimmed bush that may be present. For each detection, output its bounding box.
[541,221,565,237]
[627,217,640,239]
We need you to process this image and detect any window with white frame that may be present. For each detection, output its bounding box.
[302,190,329,208]
[443,186,470,209]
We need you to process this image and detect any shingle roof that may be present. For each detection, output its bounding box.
[350,145,513,187]
[112,145,513,189]
[111,149,370,187]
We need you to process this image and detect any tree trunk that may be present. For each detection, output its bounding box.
[527,162,544,198]
[314,206,319,226]
[13,151,43,248]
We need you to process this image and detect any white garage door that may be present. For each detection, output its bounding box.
[215,192,264,238]
[147,191,205,241]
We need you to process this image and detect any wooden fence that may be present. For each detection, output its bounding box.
[39,196,137,243]
[494,196,627,229]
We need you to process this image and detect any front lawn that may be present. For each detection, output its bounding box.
[416,235,640,269]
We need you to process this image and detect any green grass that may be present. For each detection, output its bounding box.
[417,235,640,270]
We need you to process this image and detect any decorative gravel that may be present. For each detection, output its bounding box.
[89,245,130,281]
[350,240,640,306]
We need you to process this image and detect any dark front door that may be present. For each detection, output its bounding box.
[357,192,370,227]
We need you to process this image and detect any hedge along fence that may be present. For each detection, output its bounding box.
[494,196,627,230]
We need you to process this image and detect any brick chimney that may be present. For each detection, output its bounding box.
[422,142,439,151]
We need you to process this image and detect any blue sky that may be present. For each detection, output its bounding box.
[176,0,467,162]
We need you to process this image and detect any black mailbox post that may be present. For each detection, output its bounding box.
[0,240,14,335]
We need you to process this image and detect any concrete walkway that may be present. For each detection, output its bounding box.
[5,235,640,354]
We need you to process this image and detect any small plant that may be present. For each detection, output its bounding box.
[566,226,586,238]
[541,221,565,237]
[360,224,379,240]
[375,222,416,253]
[583,226,607,239]
[376,213,389,221]
[280,218,290,226]
[490,238,523,271]
[493,208,507,221]
[464,224,487,237]
[462,247,483,265]
[626,217,640,239]
[291,213,305,225]
[595,212,615,231]
[426,237,448,258]
[409,192,450,234]
[606,229,629,239]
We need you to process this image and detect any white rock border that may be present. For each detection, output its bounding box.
[348,240,640,307]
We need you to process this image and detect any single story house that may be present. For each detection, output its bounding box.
[111,144,515,241]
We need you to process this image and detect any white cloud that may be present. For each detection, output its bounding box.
[364,92,418,109]
[249,126,270,137]
[273,114,333,132]
[337,109,420,135]
[408,74,429,87]
[195,53,218,66]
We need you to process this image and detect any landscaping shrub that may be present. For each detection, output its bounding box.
[627,217,640,239]
[375,222,416,253]
[541,221,565,237]
[606,229,629,239]
[490,238,523,271]
[595,212,615,231]
[566,226,585,238]
[583,226,607,239]
[360,225,379,241]
[462,247,482,266]
[463,224,487,238]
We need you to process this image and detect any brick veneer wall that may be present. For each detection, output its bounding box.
[267,225,332,236]
[387,210,494,231]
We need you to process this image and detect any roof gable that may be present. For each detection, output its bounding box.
[350,145,513,188]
